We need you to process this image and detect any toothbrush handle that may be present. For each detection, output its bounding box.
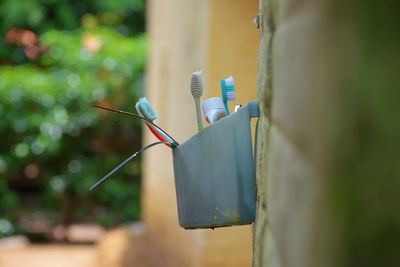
[223,100,230,115]
[221,79,230,115]
[194,97,203,131]
[144,122,170,147]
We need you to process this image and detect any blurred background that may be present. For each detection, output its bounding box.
[0,0,147,265]
[0,0,147,234]
[0,0,260,266]
[7,0,398,267]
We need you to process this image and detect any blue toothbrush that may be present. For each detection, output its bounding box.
[221,76,235,115]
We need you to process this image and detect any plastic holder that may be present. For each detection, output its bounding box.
[172,101,259,229]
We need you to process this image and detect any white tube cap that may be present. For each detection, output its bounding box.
[201,97,227,124]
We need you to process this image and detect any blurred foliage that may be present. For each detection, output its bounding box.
[0,0,146,238]
[331,1,400,267]
[0,0,145,63]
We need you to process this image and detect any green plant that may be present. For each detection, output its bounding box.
[0,21,147,235]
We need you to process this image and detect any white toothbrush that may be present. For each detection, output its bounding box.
[190,70,204,131]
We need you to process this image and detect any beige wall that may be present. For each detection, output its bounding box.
[144,0,259,266]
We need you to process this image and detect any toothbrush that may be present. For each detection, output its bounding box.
[190,70,204,131]
[135,97,176,148]
[89,104,178,147]
[221,76,236,115]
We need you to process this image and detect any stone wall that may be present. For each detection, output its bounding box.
[253,0,400,266]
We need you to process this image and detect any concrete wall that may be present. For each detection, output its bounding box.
[253,0,400,266]
[144,0,259,266]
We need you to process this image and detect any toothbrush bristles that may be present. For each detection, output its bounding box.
[226,91,236,100]
[190,70,203,98]
[224,76,235,100]
[225,76,234,86]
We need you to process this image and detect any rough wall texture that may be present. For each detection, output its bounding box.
[254,0,400,266]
